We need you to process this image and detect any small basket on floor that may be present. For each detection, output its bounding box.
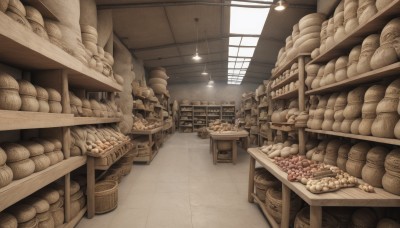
[95,180,118,214]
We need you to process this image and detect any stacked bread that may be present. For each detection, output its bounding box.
[148,67,169,96]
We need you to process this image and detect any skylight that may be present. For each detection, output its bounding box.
[228,1,270,85]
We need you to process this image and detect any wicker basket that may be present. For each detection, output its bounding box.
[254,168,279,202]
[294,207,339,228]
[265,187,302,223]
[95,180,118,214]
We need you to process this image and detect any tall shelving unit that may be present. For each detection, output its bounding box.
[179,105,194,132]
[207,105,222,126]
[248,1,400,227]
[0,10,123,227]
[257,88,270,146]
[193,106,207,131]
[221,105,236,123]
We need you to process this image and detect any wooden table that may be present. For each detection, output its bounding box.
[208,129,249,165]
[130,127,163,164]
[247,148,400,228]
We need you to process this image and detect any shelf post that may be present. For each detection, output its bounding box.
[298,56,306,155]
[86,157,95,219]
[281,184,291,228]
[310,206,322,228]
[248,156,255,203]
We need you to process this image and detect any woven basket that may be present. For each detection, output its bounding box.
[266,187,302,224]
[294,207,339,228]
[95,180,118,214]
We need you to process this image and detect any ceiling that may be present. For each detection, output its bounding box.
[96,0,317,84]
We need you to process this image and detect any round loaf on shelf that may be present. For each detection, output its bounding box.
[343,86,367,119]
[347,45,362,78]
[0,212,18,228]
[357,0,377,25]
[359,85,385,135]
[361,146,388,187]
[346,142,371,178]
[17,217,37,228]
[0,0,9,13]
[377,218,400,228]
[8,158,35,180]
[8,0,26,16]
[8,204,36,223]
[149,68,169,80]
[30,154,50,172]
[35,188,60,205]
[23,197,50,214]
[45,151,59,166]
[0,147,6,166]
[344,0,359,34]
[2,143,30,162]
[46,88,62,113]
[0,164,13,188]
[33,139,55,153]
[45,138,62,151]
[357,34,380,74]
[18,141,44,157]
[18,80,39,112]
[298,13,326,30]
[0,72,22,111]
[376,0,392,11]
[337,143,351,171]
[350,208,378,228]
[25,6,44,26]
[35,86,50,113]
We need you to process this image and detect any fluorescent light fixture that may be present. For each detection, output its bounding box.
[201,70,208,76]
[229,57,236,61]
[230,1,270,35]
[192,52,202,61]
[229,46,239,56]
[242,62,250,68]
[228,62,235,68]
[228,69,234,74]
[274,0,287,11]
[207,84,213,87]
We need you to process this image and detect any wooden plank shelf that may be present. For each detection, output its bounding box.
[0,111,74,131]
[271,89,298,101]
[306,62,400,95]
[271,53,310,80]
[270,122,295,132]
[308,0,400,65]
[248,148,400,207]
[306,128,400,146]
[271,72,299,90]
[62,207,87,228]
[252,193,280,228]
[73,117,121,126]
[180,125,193,128]
[130,127,163,135]
[0,13,122,92]
[0,156,87,212]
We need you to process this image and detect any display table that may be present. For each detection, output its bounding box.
[208,129,249,164]
[247,148,400,228]
[130,127,163,164]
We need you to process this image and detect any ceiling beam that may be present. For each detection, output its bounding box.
[142,51,228,61]
[163,60,274,69]
[132,35,282,52]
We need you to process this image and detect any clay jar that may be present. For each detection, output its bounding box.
[0,72,21,110]
[18,80,39,112]
[305,64,320,90]
[344,0,359,34]
[357,0,377,25]
[334,56,348,82]
[311,66,325,89]
[320,59,336,87]
[311,95,329,130]
[342,86,367,133]
[371,79,400,138]
[332,92,348,132]
[346,142,371,178]
[371,18,400,70]
[361,146,388,187]
[357,34,380,74]
[359,85,385,136]
[322,93,339,131]
[323,139,341,165]
[35,86,49,113]
[383,149,400,195]
[347,45,362,78]
[337,144,351,171]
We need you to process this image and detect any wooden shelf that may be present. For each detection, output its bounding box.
[0,111,74,131]
[252,193,279,228]
[248,148,400,207]
[259,132,269,138]
[0,156,87,212]
[180,125,193,128]
[73,117,121,126]
[270,122,295,132]
[271,53,310,79]
[271,72,299,90]
[194,124,206,126]
[306,128,400,146]
[308,0,400,65]
[271,89,298,100]
[62,207,87,228]
[130,127,163,135]
[306,62,400,95]
[0,13,122,92]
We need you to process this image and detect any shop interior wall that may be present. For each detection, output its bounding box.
[168,82,259,108]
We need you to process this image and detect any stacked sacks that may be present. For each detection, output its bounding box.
[317,20,328,55]
[357,0,377,25]
[292,13,325,57]
[149,67,169,95]
[347,45,362,78]
[44,19,66,52]
[34,138,63,166]
[19,141,50,173]
[372,79,400,138]
[334,56,348,82]
[35,188,64,227]
[23,197,53,228]
[25,6,48,40]
[0,147,13,188]
[35,86,50,113]
[342,86,367,133]
[2,143,35,180]
[370,18,400,70]
[357,34,380,74]
[359,85,385,136]
[332,92,347,132]
[8,204,37,228]
[5,0,32,31]
[344,0,359,34]
[321,93,338,131]
[305,64,319,90]
[333,1,346,43]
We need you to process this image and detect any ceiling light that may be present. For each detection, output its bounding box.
[192,18,202,61]
[208,80,214,85]
[274,0,287,11]
[201,66,208,76]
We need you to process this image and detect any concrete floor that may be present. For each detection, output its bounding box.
[77,133,269,228]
